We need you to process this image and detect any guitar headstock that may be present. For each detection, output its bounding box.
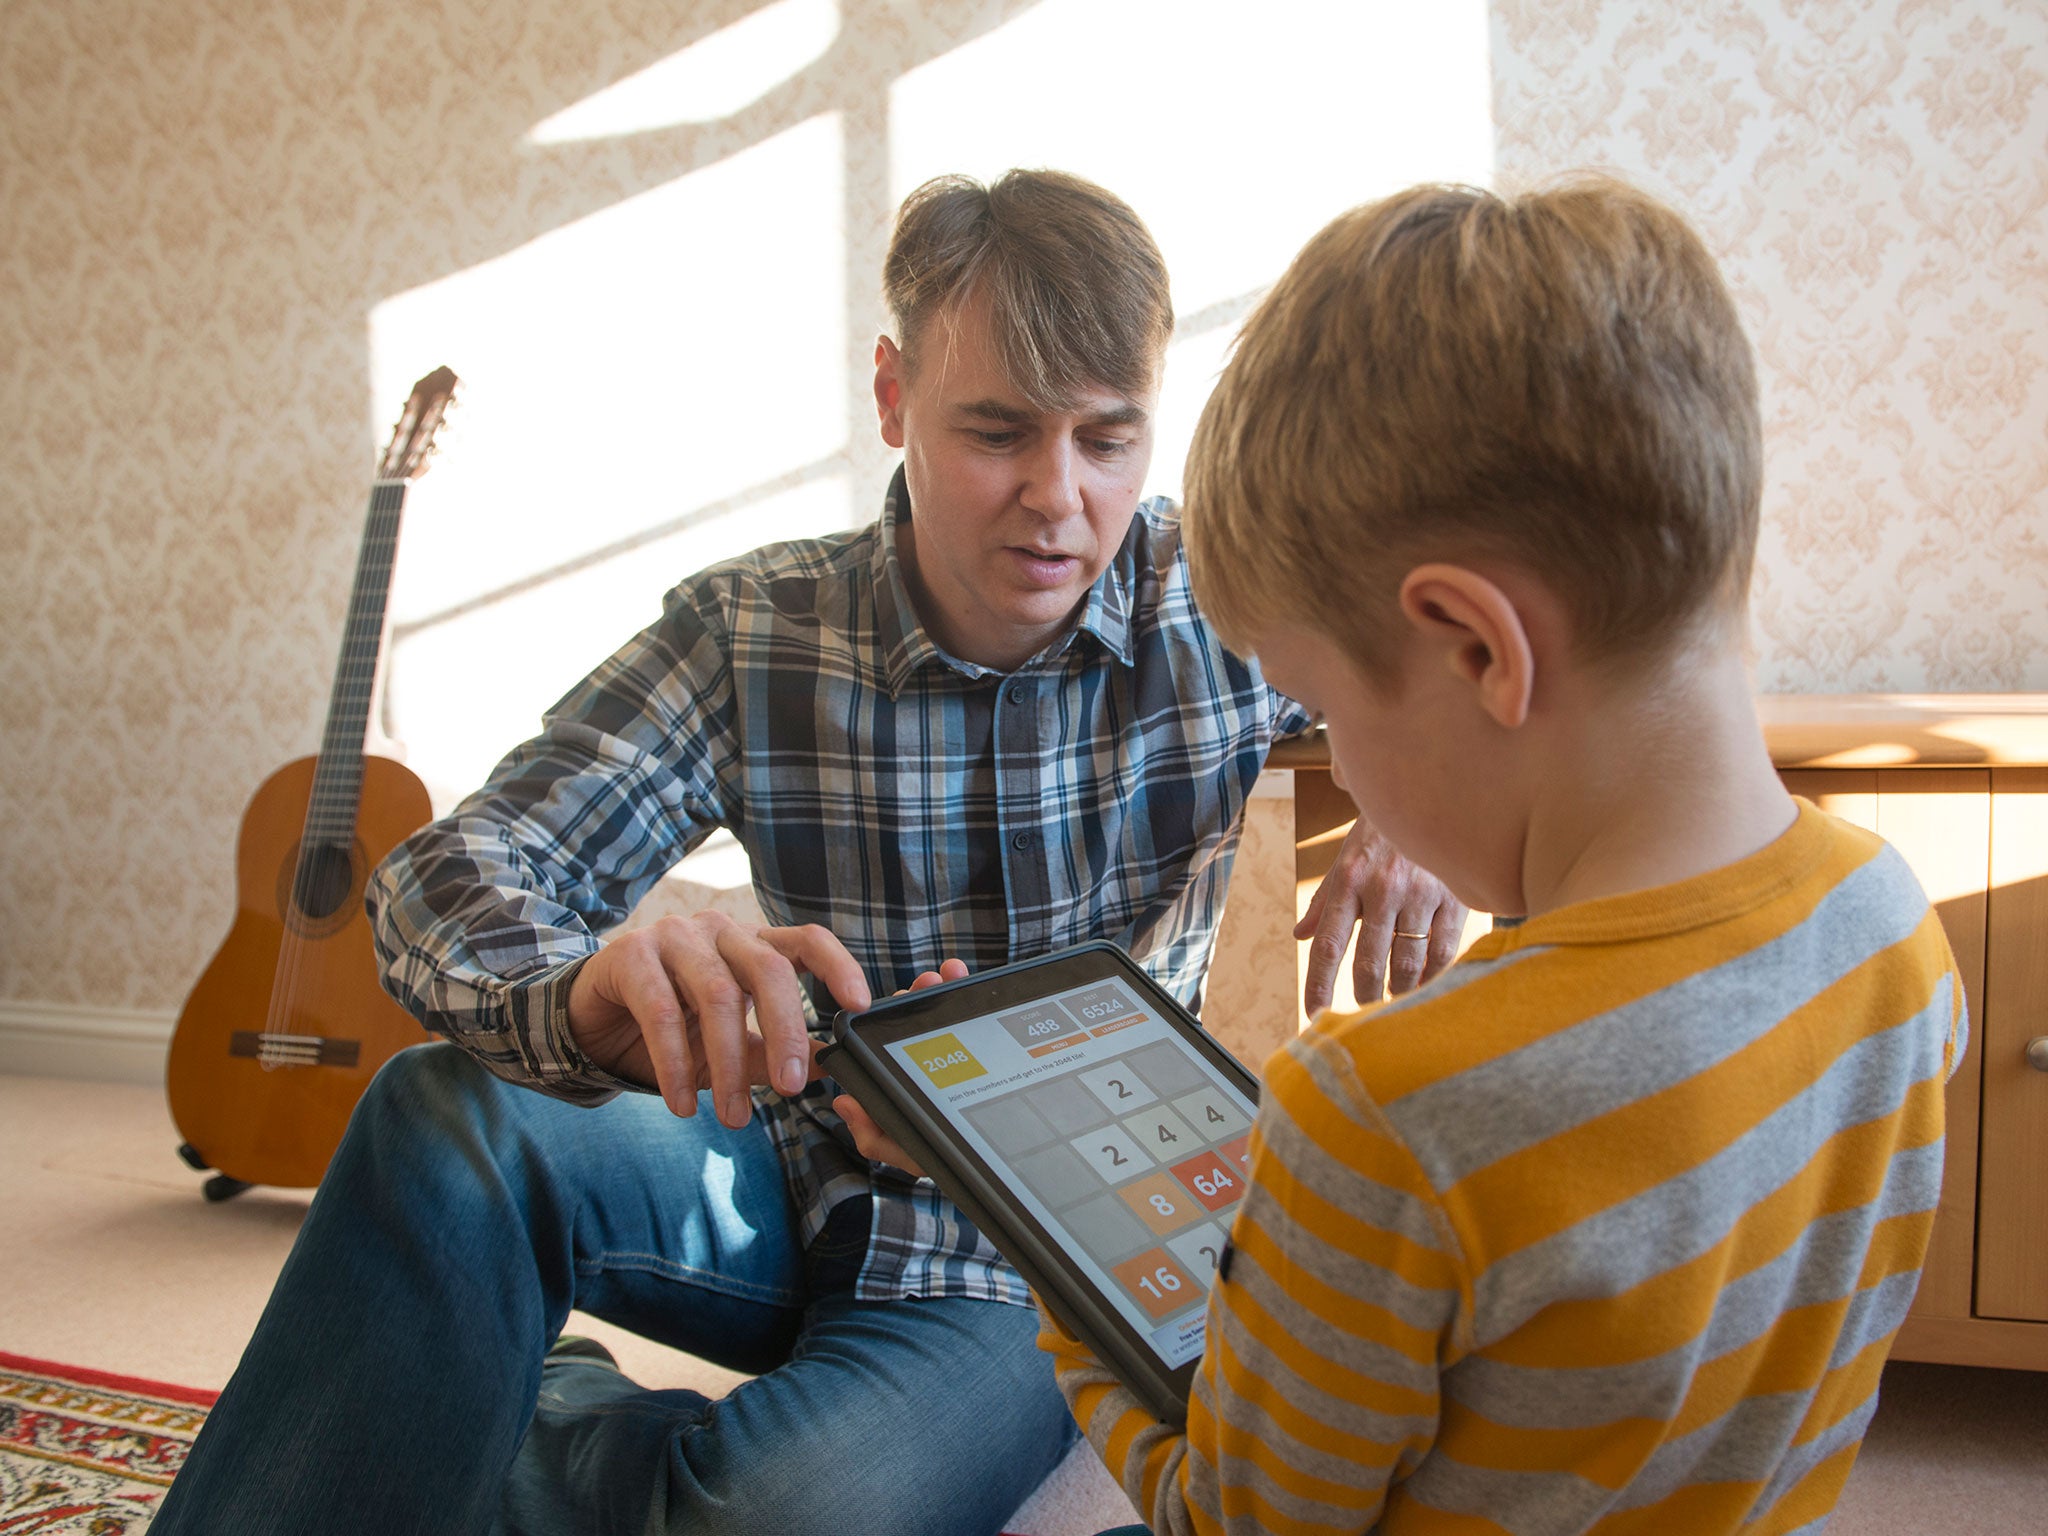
[376,365,460,481]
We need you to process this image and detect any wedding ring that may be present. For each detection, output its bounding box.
[1392,929,1430,941]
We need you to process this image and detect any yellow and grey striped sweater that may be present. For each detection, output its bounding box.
[1041,800,1964,1535]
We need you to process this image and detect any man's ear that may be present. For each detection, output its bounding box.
[1397,563,1535,730]
[874,336,907,450]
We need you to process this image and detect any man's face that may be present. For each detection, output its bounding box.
[874,297,1157,672]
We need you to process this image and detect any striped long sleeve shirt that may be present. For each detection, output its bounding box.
[367,468,1309,1305]
[1042,800,1964,1534]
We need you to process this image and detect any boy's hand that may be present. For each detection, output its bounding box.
[832,956,968,1177]
[836,1096,926,1179]
[566,913,872,1128]
[1299,816,1467,1011]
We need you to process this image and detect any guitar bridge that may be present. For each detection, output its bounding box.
[229,1031,362,1070]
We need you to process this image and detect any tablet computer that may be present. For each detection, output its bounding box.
[820,940,1259,1425]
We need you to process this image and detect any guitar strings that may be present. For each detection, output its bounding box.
[263,487,405,1071]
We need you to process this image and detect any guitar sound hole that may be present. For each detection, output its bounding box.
[292,842,356,922]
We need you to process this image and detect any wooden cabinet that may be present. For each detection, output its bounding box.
[1247,701,2048,1371]
[1777,767,2047,1367]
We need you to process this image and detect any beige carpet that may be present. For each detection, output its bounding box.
[6,1072,2044,1535]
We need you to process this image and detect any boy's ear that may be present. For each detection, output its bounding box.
[874,336,907,450]
[1398,563,1535,730]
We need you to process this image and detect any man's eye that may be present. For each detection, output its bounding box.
[1085,437,1134,457]
[972,430,1023,448]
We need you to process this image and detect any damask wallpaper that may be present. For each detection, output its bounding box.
[1493,0,2047,691]
[0,0,1070,1016]
[2,0,2043,1027]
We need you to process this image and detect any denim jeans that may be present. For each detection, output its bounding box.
[153,1044,1077,1536]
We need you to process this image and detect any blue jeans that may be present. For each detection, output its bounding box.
[153,1044,1077,1536]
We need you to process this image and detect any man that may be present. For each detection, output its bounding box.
[154,169,1460,1536]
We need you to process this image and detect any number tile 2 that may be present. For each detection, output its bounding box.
[1080,1062,1157,1112]
[1166,1220,1230,1281]
[1070,1124,1148,1182]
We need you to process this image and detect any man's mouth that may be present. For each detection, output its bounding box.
[1007,548,1080,586]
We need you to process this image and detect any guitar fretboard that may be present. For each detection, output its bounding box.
[303,480,406,847]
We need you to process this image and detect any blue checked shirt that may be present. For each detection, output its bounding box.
[368,468,1311,1305]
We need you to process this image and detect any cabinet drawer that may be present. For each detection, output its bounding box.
[1979,768,2048,1322]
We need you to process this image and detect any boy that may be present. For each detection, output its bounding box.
[1044,180,1966,1532]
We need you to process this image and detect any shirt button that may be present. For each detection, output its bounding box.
[1011,830,1034,851]
[1007,683,1027,705]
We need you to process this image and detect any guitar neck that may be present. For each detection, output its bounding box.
[304,479,407,847]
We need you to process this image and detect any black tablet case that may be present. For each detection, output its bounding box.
[816,1037,1185,1424]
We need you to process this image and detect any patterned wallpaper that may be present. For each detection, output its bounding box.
[1492,0,2047,692]
[2,0,2043,1017]
[0,0,1049,1012]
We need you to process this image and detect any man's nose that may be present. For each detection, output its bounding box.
[1020,437,1083,520]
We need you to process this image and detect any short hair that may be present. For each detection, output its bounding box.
[1184,176,1762,675]
[883,169,1173,410]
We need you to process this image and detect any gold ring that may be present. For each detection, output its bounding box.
[1393,929,1430,941]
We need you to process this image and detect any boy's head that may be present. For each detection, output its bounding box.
[1184,176,1761,679]
[1186,178,1765,915]
[874,170,1173,671]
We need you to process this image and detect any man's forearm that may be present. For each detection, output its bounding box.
[367,822,637,1102]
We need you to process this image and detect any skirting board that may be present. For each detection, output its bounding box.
[0,1000,176,1086]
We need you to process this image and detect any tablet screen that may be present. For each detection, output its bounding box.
[880,971,1256,1371]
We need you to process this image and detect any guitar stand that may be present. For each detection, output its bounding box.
[177,1141,255,1202]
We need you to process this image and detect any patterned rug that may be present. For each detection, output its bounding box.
[0,1352,215,1533]
[0,1348,1131,1535]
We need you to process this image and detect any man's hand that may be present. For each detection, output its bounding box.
[1299,815,1467,1013]
[832,956,969,1178]
[567,912,872,1129]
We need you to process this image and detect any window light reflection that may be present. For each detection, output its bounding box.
[528,0,841,144]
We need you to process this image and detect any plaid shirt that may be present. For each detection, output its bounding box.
[368,468,1310,1305]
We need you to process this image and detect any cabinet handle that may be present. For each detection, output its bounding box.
[2028,1037,2048,1073]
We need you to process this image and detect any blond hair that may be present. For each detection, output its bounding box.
[883,169,1173,409]
[1185,177,1761,673]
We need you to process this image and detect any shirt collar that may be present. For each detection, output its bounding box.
[871,466,1138,697]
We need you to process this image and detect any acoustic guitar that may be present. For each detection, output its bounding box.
[167,367,457,1199]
